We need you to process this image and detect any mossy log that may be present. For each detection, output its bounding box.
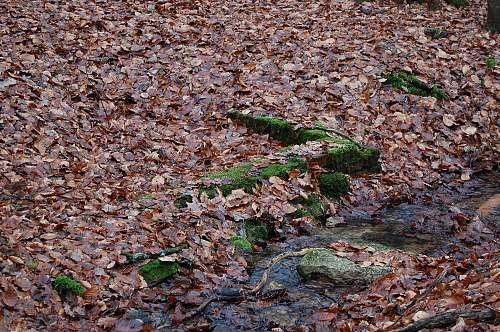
[228,111,331,145]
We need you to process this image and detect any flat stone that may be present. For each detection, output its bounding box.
[297,249,391,284]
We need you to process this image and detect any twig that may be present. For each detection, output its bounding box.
[393,308,497,332]
[389,267,448,327]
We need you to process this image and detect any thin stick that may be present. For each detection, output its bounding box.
[312,126,364,149]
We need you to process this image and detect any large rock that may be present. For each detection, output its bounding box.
[297,249,391,284]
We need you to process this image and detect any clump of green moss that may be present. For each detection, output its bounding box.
[228,111,330,145]
[288,194,326,219]
[139,260,179,285]
[318,173,350,198]
[173,195,193,208]
[244,220,269,242]
[385,71,447,100]
[320,143,381,174]
[485,57,497,70]
[202,157,308,197]
[424,27,448,39]
[230,236,252,251]
[52,276,86,298]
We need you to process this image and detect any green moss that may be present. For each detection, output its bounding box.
[202,157,308,197]
[288,194,325,219]
[445,0,468,7]
[138,259,179,285]
[173,195,193,208]
[52,276,86,298]
[304,194,325,218]
[385,71,447,100]
[485,57,497,70]
[230,236,252,251]
[244,220,269,242]
[228,111,331,145]
[323,144,380,174]
[318,173,350,198]
[260,157,308,179]
[424,28,448,39]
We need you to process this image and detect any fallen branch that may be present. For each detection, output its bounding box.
[393,308,497,332]
[182,247,323,322]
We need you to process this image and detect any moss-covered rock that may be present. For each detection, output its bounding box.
[138,260,179,285]
[318,173,350,198]
[297,249,391,284]
[385,71,447,100]
[230,235,252,251]
[52,276,86,298]
[244,220,269,242]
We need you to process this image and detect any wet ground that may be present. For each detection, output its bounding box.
[204,172,499,331]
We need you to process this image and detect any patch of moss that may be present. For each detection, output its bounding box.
[318,173,350,198]
[424,27,448,39]
[202,157,308,197]
[322,143,381,174]
[385,71,447,100]
[288,194,325,219]
[173,195,193,208]
[244,220,269,242]
[228,111,330,145]
[138,259,179,285]
[485,57,497,70]
[230,236,252,251]
[52,276,86,298]
[445,0,468,7]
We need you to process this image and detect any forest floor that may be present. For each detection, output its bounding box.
[0,0,498,331]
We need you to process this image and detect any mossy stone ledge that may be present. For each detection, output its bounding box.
[318,173,350,198]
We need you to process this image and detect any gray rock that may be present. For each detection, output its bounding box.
[297,249,391,284]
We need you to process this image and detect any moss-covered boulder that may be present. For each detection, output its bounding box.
[318,173,350,198]
[385,71,447,100]
[139,260,179,285]
[297,249,391,284]
[52,276,86,298]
